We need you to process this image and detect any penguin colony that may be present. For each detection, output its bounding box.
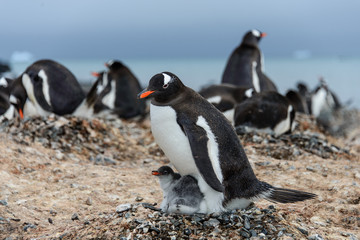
[1,29,344,214]
[1,59,146,121]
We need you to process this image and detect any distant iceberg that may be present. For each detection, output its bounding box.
[10,51,34,63]
[293,50,312,60]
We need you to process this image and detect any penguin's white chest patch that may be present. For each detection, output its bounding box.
[150,104,197,175]
[101,81,116,109]
[251,61,260,92]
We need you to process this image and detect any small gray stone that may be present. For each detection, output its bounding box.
[240,228,251,238]
[297,226,309,235]
[204,218,220,227]
[71,213,79,221]
[116,203,132,213]
[85,197,92,206]
[0,200,8,206]
[135,196,143,202]
[308,234,324,240]
[244,216,251,229]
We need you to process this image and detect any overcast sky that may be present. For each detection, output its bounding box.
[1,0,360,60]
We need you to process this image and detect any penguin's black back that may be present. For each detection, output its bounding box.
[221,45,258,87]
[164,87,260,201]
[24,59,85,115]
[103,62,146,119]
[234,91,291,129]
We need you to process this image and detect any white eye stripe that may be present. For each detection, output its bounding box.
[0,77,8,87]
[251,29,261,37]
[9,95,18,104]
[163,73,172,85]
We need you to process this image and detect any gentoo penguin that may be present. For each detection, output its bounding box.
[100,60,146,119]
[139,72,315,213]
[152,166,205,214]
[221,29,277,92]
[234,91,296,136]
[285,89,309,114]
[310,78,341,118]
[198,84,254,124]
[73,71,113,118]
[0,77,16,120]
[11,59,85,118]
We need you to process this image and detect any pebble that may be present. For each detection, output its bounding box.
[297,226,309,235]
[71,213,79,221]
[116,203,132,213]
[135,196,143,202]
[0,199,8,206]
[55,150,64,160]
[308,234,324,240]
[86,197,93,206]
[203,218,220,227]
[23,223,36,231]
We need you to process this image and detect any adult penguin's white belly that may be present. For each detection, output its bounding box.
[150,104,197,175]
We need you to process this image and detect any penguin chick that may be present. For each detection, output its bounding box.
[152,166,205,214]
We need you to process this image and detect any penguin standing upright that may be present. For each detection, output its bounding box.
[221,30,277,92]
[10,59,85,118]
[152,166,205,214]
[100,60,146,119]
[199,84,254,124]
[139,72,315,213]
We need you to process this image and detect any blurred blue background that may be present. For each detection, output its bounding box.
[1,0,359,107]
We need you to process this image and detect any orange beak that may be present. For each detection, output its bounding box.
[138,90,155,99]
[261,32,267,37]
[152,171,160,176]
[19,108,24,119]
[91,72,100,77]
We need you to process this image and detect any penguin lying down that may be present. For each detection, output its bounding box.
[152,166,205,214]
[234,91,296,136]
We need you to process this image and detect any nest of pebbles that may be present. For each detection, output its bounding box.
[237,114,352,160]
[0,115,152,163]
[57,203,315,240]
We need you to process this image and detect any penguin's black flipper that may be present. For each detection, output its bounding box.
[177,118,224,193]
[266,187,316,203]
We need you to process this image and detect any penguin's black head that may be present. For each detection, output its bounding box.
[242,29,267,46]
[8,76,27,119]
[152,166,175,176]
[105,60,125,71]
[138,72,184,102]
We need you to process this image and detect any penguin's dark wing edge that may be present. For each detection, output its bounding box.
[177,117,224,193]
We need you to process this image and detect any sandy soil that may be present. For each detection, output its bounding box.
[0,117,359,239]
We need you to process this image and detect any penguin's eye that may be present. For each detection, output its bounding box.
[163,84,169,89]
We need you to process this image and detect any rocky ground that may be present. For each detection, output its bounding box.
[0,113,359,240]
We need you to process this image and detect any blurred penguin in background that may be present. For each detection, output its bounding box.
[10,59,85,118]
[222,29,277,92]
[234,91,296,136]
[199,84,254,124]
[101,60,147,119]
[0,77,16,121]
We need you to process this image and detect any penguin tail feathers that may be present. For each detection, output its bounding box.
[266,187,316,203]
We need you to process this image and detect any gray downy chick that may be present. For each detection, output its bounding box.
[152,166,205,214]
